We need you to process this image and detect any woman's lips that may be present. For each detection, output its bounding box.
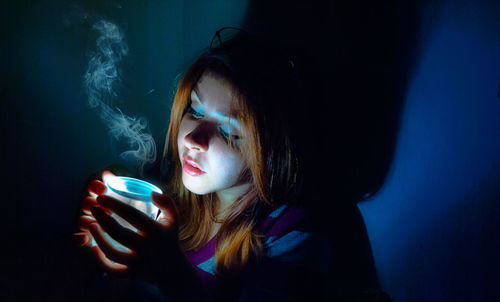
[182,156,206,177]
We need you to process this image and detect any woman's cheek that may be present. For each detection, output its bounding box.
[177,118,190,147]
[211,142,244,179]
[209,142,228,172]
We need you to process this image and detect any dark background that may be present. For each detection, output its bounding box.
[1,0,499,301]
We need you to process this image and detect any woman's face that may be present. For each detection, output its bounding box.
[177,72,248,198]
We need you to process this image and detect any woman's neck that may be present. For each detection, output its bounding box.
[215,182,251,219]
[209,183,251,239]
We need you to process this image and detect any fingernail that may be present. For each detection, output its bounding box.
[152,191,162,198]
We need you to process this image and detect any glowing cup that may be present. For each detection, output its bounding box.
[103,176,163,232]
[91,176,162,248]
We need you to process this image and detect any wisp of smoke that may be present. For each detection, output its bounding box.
[83,20,156,176]
[84,20,128,108]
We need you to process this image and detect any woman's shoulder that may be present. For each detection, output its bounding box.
[258,203,331,272]
[258,203,312,237]
[238,204,332,301]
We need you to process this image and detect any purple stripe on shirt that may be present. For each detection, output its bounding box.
[183,204,316,298]
[260,205,311,238]
[185,235,217,265]
[258,204,288,232]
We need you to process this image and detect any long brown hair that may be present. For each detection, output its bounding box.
[162,34,303,274]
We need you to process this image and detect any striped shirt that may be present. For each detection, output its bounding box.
[185,204,332,301]
[87,204,331,302]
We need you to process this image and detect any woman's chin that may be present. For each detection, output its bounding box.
[182,175,211,195]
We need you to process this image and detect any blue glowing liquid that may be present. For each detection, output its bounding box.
[105,176,163,201]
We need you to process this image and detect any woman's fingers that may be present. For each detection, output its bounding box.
[90,245,130,277]
[82,196,98,215]
[82,195,112,216]
[88,179,106,196]
[73,231,90,247]
[86,169,115,197]
[77,212,134,275]
[91,206,143,251]
[81,170,136,277]
[83,196,112,216]
[78,214,96,231]
[88,222,136,265]
[97,195,160,233]
[76,215,96,248]
[101,170,116,184]
[151,192,178,229]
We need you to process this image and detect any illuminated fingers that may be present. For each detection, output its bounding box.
[76,215,96,248]
[82,196,112,216]
[90,206,143,251]
[101,170,116,184]
[77,212,136,275]
[82,196,98,215]
[88,222,136,265]
[88,179,106,196]
[84,179,108,215]
[78,214,96,231]
[90,245,130,276]
[96,195,160,233]
[73,231,90,247]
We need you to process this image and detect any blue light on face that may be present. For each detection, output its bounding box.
[104,176,163,201]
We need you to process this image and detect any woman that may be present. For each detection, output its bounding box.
[77,29,328,301]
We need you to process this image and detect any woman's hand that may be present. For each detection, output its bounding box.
[89,191,182,280]
[76,171,207,300]
[74,171,113,249]
[76,172,181,278]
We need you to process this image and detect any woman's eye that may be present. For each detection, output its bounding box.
[219,127,240,141]
[187,106,203,119]
[186,104,240,142]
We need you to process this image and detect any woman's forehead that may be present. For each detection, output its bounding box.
[191,73,240,116]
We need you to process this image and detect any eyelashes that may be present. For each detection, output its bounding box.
[186,105,203,119]
[186,105,241,141]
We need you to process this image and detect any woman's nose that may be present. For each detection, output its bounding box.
[184,123,210,152]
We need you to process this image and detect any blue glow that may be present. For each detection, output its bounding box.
[191,90,242,130]
[105,176,162,202]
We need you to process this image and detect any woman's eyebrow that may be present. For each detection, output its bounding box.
[191,89,241,130]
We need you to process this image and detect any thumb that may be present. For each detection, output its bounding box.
[151,191,178,228]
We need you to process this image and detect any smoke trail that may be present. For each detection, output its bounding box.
[83,20,156,176]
